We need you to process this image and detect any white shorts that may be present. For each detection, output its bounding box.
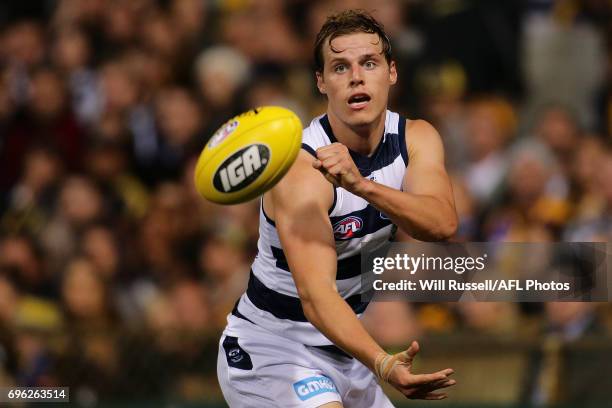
[217,314,395,408]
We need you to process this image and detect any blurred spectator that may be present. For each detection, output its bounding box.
[0,67,16,124]
[565,149,612,241]
[450,175,477,241]
[456,302,521,336]
[463,96,516,208]
[85,139,149,219]
[140,11,181,61]
[533,104,580,178]
[170,0,208,46]
[39,176,105,274]
[131,182,203,288]
[51,26,100,126]
[522,0,607,130]
[244,70,308,123]
[523,302,610,405]
[98,60,140,122]
[415,0,523,96]
[60,257,118,331]
[13,296,62,387]
[0,67,85,192]
[419,62,469,172]
[199,233,249,329]
[568,136,607,221]
[485,140,570,241]
[152,87,204,179]
[194,45,250,130]
[1,21,46,103]
[0,235,53,298]
[362,301,422,350]
[81,225,121,280]
[138,279,218,401]
[2,145,63,235]
[0,271,20,325]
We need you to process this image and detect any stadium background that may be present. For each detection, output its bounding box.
[0,0,610,406]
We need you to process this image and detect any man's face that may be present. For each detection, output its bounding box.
[316,32,396,127]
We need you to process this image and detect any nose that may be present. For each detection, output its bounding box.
[349,64,364,87]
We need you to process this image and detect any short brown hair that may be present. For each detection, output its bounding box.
[314,9,392,73]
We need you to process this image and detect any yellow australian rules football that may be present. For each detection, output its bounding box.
[194,106,302,204]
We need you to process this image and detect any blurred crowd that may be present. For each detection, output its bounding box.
[0,0,611,405]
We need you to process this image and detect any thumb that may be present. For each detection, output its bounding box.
[402,340,419,361]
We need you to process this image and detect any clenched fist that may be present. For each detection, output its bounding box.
[313,143,368,194]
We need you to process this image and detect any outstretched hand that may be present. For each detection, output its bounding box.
[376,341,456,400]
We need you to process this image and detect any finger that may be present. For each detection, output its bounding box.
[405,390,448,400]
[316,145,344,160]
[407,372,449,386]
[324,173,338,186]
[313,161,333,180]
[423,392,447,400]
[427,378,456,391]
[409,378,455,397]
[419,368,454,378]
[325,163,347,177]
[321,156,343,170]
[316,142,345,154]
[316,150,338,161]
[319,167,338,184]
[316,166,338,184]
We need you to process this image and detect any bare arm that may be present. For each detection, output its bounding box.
[268,150,455,399]
[314,119,457,241]
[268,151,385,371]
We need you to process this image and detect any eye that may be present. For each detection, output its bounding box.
[334,64,347,73]
[364,60,377,69]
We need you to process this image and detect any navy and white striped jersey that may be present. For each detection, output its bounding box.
[231,110,408,346]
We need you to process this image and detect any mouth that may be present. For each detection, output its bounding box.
[347,93,371,110]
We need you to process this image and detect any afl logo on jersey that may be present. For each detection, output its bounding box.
[333,216,363,240]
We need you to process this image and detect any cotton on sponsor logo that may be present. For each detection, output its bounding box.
[293,376,338,401]
[333,216,363,240]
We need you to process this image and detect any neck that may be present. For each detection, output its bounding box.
[327,109,386,156]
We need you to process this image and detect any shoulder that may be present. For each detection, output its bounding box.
[404,119,445,160]
[301,114,328,150]
[269,149,333,212]
[405,118,441,141]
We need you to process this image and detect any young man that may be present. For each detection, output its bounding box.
[217,10,458,407]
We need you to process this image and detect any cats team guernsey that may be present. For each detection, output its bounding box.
[218,110,407,407]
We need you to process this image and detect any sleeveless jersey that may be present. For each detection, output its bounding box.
[231,110,409,346]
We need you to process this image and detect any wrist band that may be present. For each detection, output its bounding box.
[374,351,409,382]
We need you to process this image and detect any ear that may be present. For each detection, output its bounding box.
[389,61,397,85]
[316,71,327,94]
